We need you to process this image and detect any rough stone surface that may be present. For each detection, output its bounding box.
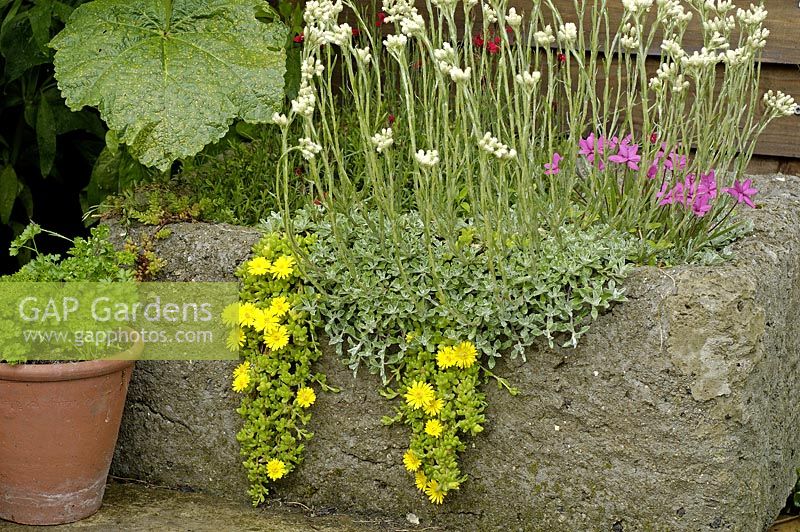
[110,174,800,532]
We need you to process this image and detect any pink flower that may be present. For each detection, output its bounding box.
[698,170,717,199]
[723,179,758,208]
[664,150,687,172]
[544,152,562,175]
[691,193,713,217]
[609,141,641,170]
[578,133,605,170]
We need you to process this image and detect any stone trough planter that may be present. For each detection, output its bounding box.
[111,174,800,531]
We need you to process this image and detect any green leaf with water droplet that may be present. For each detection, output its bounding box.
[51,0,287,171]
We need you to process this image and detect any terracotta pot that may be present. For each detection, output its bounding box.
[0,353,138,525]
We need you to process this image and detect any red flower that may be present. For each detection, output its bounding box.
[493,36,501,45]
[388,114,396,125]
[376,12,386,26]
[293,33,304,43]
[557,53,566,63]
[506,25,513,33]
[650,132,658,144]
[473,33,484,47]
[487,41,500,55]
[352,27,360,37]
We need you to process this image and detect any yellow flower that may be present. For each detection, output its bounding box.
[423,398,443,417]
[453,341,478,369]
[253,308,280,333]
[226,328,245,351]
[436,345,457,369]
[232,372,251,393]
[233,360,250,379]
[424,479,445,504]
[296,386,316,408]
[405,332,415,343]
[238,302,260,327]
[269,296,291,317]
[221,302,239,327]
[247,256,271,276]
[404,380,435,410]
[264,325,290,351]
[403,450,421,472]
[425,419,443,438]
[415,471,427,491]
[266,459,287,480]
[270,255,296,280]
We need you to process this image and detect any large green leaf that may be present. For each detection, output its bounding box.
[51,0,287,171]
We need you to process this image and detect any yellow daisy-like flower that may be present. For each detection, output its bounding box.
[425,419,443,438]
[247,256,271,276]
[264,325,290,351]
[221,302,239,327]
[415,471,427,491]
[405,332,415,343]
[436,345,457,369]
[266,459,287,480]
[453,341,478,369]
[270,255,296,280]
[232,372,251,393]
[424,479,445,504]
[423,398,444,417]
[403,450,421,472]
[296,386,316,408]
[233,360,250,379]
[226,328,245,352]
[238,302,260,328]
[404,380,435,410]
[269,296,291,317]
[253,308,280,333]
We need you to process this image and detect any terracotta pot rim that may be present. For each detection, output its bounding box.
[0,338,142,382]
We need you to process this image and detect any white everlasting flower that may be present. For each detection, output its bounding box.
[660,37,685,58]
[745,27,769,50]
[620,23,640,50]
[656,0,692,22]
[672,75,689,93]
[482,3,498,23]
[721,47,749,66]
[383,0,414,23]
[702,16,735,34]
[329,23,352,46]
[414,149,440,167]
[514,70,541,91]
[557,23,577,46]
[433,42,456,62]
[449,66,471,82]
[707,31,729,51]
[400,10,425,36]
[622,0,654,15]
[681,48,720,69]
[384,34,408,56]
[533,25,555,46]
[649,61,678,89]
[304,0,343,27]
[763,90,797,117]
[477,132,516,160]
[291,83,316,116]
[301,57,324,80]
[737,4,767,25]
[703,0,734,14]
[355,47,372,64]
[298,137,322,160]
[271,113,289,127]
[506,7,522,28]
[370,128,394,153]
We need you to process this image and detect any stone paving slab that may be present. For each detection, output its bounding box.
[0,482,399,532]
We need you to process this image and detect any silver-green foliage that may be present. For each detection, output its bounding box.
[51,0,288,171]
[288,210,632,380]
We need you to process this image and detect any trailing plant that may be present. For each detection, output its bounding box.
[51,0,289,171]
[228,231,329,505]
